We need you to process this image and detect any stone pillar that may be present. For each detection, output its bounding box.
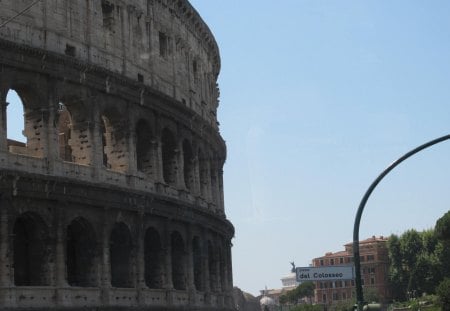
[218,168,225,213]
[136,211,146,305]
[163,221,173,290]
[127,118,138,176]
[45,84,59,173]
[91,103,104,179]
[100,212,111,306]
[0,88,8,152]
[193,155,201,196]
[186,226,195,291]
[0,197,10,287]
[176,138,186,190]
[204,159,212,203]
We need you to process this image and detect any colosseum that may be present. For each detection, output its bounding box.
[0,0,234,310]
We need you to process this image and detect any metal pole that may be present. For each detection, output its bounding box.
[353,134,450,310]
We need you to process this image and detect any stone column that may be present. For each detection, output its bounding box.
[100,211,111,306]
[136,211,146,306]
[127,118,138,176]
[186,225,195,291]
[90,98,104,179]
[163,220,173,289]
[218,168,225,213]
[204,159,212,203]
[45,83,59,173]
[0,196,10,287]
[0,88,8,152]
[193,155,201,196]
[176,138,186,190]
[0,195,11,308]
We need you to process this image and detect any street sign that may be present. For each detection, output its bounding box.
[295,266,354,282]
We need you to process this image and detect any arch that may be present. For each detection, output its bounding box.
[101,110,128,172]
[57,94,91,165]
[5,87,45,157]
[183,139,194,190]
[171,231,186,290]
[110,222,134,288]
[161,128,177,185]
[13,212,51,286]
[192,236,203,291]
[136,119,154,177]
[144,227,164,288]
[66,217,98,287]
[57,102,73,161]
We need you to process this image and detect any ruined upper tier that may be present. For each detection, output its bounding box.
[0,0,221,127]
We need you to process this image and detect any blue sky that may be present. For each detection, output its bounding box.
[189,0,450,295]
[6,0,450,297]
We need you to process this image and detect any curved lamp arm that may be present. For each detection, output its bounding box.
[353,134,450,310]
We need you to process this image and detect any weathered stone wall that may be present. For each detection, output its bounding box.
[0,0,220,128]
[0,0,233,310]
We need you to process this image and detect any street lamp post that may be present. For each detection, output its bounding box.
[353,134,450,310]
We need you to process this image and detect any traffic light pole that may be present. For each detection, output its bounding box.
[353,134,450,310]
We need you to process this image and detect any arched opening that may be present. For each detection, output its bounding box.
[183,140,194,190]
[110,222,134,288]
[13,212,50,286]
[192,236,203,291]
[101,113,127,172]
[6,89,26,145]
[171,231,186,290]
[66,217,98,287]
[208,241,217,292]
[161,128,177,185]
[144,227,164,289]
[136,119,154,177]
[57,102,73,161]
[5,88,44,157]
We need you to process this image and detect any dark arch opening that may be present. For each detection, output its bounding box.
[136,119,154,177]
[144,227,164,289]
[110,222,134,288]
[171,231,186,290]
[66,217,98,287]
[192,236,203,291]
[57,102,73,161]
[161,128,177,185]
[183,140,194,190]
[13,212,50,286]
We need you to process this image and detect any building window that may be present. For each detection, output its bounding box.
[351,280,355,286]
[371,277,375,285]
[333,293,339,301]
[367,254,375,261]
[322,294,327,303]
[370,267,376,274]
[320,259,324,266]
[340,257,344,264]
[330,258,334,265]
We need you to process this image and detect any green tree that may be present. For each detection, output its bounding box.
[435,211,450,241]
[436,278,450,311]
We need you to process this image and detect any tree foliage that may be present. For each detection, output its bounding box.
[387,211,450,301]
[436,278,450,311]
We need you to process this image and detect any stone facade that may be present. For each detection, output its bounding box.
[0,0,233,310]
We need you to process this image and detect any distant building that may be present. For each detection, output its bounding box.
[281,272,299,289]
[312,236,391,306]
